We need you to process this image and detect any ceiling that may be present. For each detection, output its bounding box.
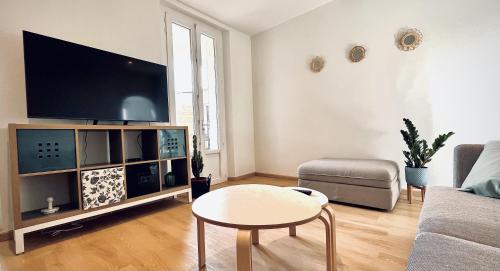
[178,0,334,35]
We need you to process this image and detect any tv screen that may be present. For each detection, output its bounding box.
[23,31,169,122]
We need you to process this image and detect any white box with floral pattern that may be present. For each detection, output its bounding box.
[81,167,126,210]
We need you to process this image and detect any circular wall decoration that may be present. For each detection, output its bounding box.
[309,56,325,73]
[397,28,423,51]
[349,46,366,62]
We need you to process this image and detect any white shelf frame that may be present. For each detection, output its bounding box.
[14,188,192,254]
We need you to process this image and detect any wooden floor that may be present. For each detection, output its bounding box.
[0,177,422,271]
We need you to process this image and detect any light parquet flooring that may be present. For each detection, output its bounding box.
[0,177,422,271]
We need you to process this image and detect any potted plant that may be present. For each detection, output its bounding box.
[400,118,454,187]
[191,135,212,198]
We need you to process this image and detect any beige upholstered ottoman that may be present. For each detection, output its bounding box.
[298,159,400,210]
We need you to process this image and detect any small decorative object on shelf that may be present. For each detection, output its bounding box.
[400,118,454,197]
[191,135,211,198]
[41,196,59,215]
[397,28,423,51]
[310,56,325,73]
[349,46,366,62]
[164,172,176,187]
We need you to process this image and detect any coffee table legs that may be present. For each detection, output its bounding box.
[237,230,253,271]
[197,223,254,271]
[289,206,336,271]
[197,219,206,269]
[319,214,333,271]
[251,229,259,245]
[197,214,335,271]
[323,205,336,270]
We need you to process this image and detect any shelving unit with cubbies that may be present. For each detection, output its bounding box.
[9,123,191,254]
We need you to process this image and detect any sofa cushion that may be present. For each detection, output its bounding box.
[407,232,500,271]
[461,141,500,198]
[298,159,399,189]
[419,186,500,248]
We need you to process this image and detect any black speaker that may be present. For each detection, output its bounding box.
[17,129,76,174]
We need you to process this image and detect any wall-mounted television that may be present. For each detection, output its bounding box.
[23,31,169,122]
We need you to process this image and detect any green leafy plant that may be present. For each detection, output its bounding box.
[400,118,454,168]
[191,135,204,179]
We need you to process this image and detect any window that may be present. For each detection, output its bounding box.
[199,34,219,151]
[165,10,227,181]
[171,23,195,142]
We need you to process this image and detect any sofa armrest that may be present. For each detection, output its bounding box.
[453,144,484,188]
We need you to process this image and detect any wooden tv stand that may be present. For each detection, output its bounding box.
[9,123,192,254]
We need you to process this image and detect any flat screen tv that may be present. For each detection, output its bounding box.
[23,31,169,122]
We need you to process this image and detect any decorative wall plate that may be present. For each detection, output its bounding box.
[310,56,325,73]
[397,28,423,51]
[349,46,366,62]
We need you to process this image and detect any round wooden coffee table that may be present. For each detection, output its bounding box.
[192,184,336,271]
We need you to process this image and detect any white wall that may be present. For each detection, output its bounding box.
[252,0,500,186]
[224,30,256,177]
[0,0,254,233]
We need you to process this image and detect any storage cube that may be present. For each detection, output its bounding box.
[159,129,186,159]
[17,129,76,174]
[81,167,125,210]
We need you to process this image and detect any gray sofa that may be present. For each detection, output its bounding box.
[407,145,500,271]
